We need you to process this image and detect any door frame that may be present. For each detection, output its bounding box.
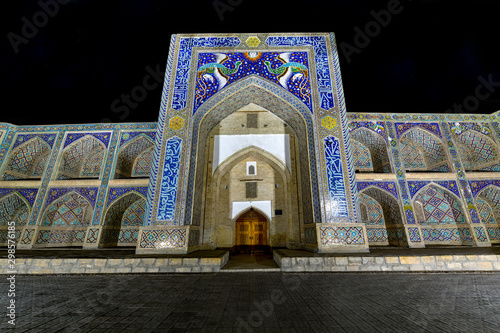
[234,208,270,253]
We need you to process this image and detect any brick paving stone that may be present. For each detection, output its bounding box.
[2,273,500,332]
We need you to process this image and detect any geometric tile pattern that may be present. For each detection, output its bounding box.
[188,229,200,246]
[395,122,442,139]
[454,130,499,170]
[58,135,106,179]
[486,226,500,241]
[469,180,500,197]
[351,140,372,170]
[319,226,365,245]
[360,187,402,227]
[474,226,488,242]
[106,187,148,208]
[63,132,111,149]
[118,229,139,244]
[0,188,38,207]
[366,227,389,243]
[421,227,463,242]
[121,199,146,227]
[11,133,56,149]
[350,128,391,172]
[21,228,34,244]
[36,229,87,245]
[413,185,465,225]
[407,227,422,242]
[104,192,144,229]
[131,147,153,177]
[41,191,93,227]
[86,228,99,243]
[399,128,448,171]
[408,180,460,199]
[0,193,30,227]
[304,227,317,244]
[476,197,496,225]
[400,139,426,169]
[119,131,155,146]
[357,181,398,198]
[358,193,384,226]
[115,135,154,178]
[476,187,500,230]
[139,229,187,248]
[3,137,51,179]
[44,187,98,209]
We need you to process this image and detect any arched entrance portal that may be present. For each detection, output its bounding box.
[235,209,268,253]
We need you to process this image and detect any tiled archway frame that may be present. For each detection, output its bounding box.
[357,182,416,246]
[141,33,364,253]
[409,181,475,245]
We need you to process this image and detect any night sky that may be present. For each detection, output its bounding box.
[2,0,500,126]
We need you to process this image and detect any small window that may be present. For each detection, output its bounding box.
[246,182,257,198]
[247,113,258,128]
[275,210,282,216]
[246,161,257,175]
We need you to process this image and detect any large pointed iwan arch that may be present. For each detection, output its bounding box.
[184,76,320,232]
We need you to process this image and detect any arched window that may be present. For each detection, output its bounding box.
[246,161,257,175]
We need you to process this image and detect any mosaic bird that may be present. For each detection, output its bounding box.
[264,53,307,89]
[198,53,242,89]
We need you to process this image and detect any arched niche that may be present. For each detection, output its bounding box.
[359,186,406,246]
[399,127,450,172]
[412,184,471,245]
[2,137,51,180]
[57,135,106,180]
[114,135,154,179]
[454,130,500,171]
[350,128,391,173]
[37,191,93,247]
[476,185,500,243]
[101,191,146,247]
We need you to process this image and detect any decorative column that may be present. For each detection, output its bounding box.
[17,128,66,249]
[385,121,425,248]
[440,122,491,246]
[84,127,120,249]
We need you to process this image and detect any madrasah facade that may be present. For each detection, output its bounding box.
[1,33,500,255]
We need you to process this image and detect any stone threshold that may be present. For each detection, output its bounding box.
[274,249,500,272]
[0,251,230,275]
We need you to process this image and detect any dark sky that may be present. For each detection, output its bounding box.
[2,0,500,126]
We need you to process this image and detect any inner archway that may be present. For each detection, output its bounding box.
[186,76,319,251]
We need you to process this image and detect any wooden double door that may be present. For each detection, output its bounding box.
[235,209,268,253]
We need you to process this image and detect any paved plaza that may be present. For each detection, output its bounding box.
[2,272,500,332]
